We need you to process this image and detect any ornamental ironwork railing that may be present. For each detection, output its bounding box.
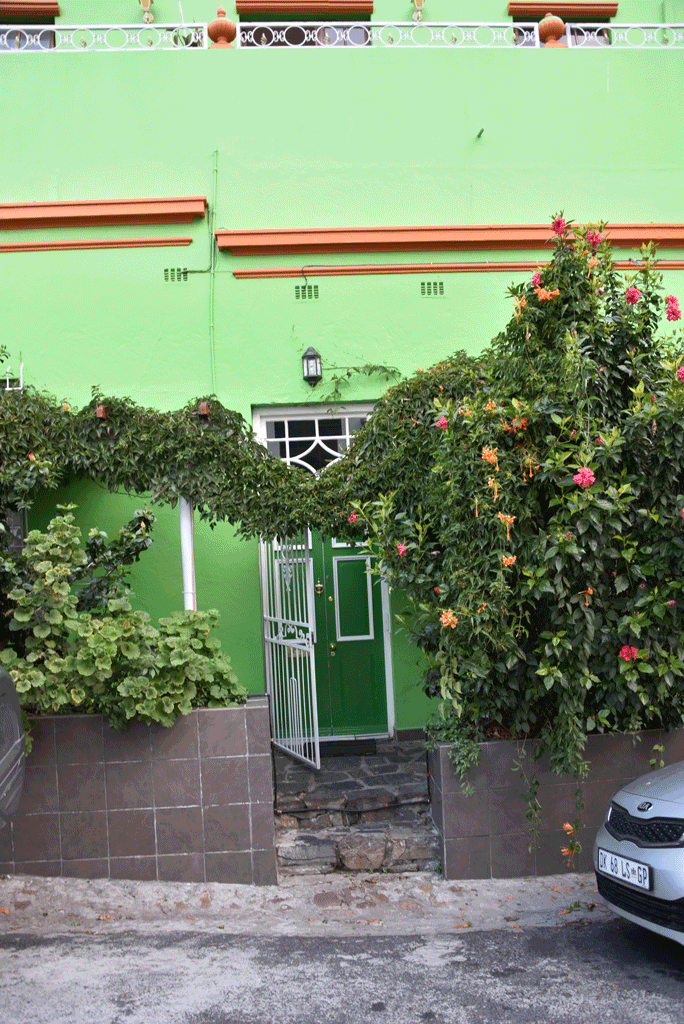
[0,23,207,52]
[237,21,684,48]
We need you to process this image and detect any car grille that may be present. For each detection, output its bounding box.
[606,804,684,848]
[597,874,684,933]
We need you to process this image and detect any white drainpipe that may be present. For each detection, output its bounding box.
[179,496,197,612]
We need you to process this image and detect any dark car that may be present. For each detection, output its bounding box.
[0,665,25,828]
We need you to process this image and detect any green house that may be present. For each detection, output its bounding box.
[2,0,683,766]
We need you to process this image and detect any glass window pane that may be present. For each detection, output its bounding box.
[288,419,316,438]
[319,418,343,437]
[348,417,367,433]
[266,421,285,439]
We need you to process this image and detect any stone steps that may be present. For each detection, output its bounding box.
[276,822,442,877]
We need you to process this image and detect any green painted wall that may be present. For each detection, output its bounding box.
[2,24,683,727]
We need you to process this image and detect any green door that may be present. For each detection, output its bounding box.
[310,533,388,737]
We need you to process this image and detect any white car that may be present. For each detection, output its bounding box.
[594,761,684,947]
[0,665,25,829]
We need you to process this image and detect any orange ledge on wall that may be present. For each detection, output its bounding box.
[0,2,60,16]
[507,3,618,17]
[236,1,373,13]
[234,259,684,279]
[0,197,208,232]
[1,237,193,254]
[217,224,684,257]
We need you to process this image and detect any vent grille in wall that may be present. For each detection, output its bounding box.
[295,284,319,300]
[421,281,444,297]
[164,268,188,282]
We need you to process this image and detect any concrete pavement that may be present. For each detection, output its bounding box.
[0,868,610,937]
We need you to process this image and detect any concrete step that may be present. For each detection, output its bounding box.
[275,822,442,877]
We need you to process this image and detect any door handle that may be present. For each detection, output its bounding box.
[314,579,324,596]
[329,643,337,651]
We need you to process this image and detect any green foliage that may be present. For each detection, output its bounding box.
[324,219,684,845]
[0,509,245,731]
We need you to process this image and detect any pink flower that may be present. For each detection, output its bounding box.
[552,216,567,236]
[625,286,642,305]
[567,532,572,539]
[668,600,676,606]
[348,511,358,525]
[639,583,647,589]
[434,587,440,594]
[677,366,684,383]
[573,467,595,488]
[432,550,441,558]
[666,295,682,321]
[586,229,603,250]
[619,645,639,662]
[436,415,448,430]
[397,542,408,557]
[531,271,542,287]
[681,508,684,520]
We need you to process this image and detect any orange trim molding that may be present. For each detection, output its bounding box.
[217,224,684,257]
[507,3,618,17]
[236,1,373,12]
[234,259,684,280]
[1,237,193,254]
[0,2,60,16]
[0,197,207,231]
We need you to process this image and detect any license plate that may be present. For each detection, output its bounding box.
[598,848,651,890]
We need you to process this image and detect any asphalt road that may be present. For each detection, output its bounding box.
[2,919,684,1024]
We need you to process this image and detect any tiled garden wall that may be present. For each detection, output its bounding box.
[428,728,684,880]
[0,696,277,885]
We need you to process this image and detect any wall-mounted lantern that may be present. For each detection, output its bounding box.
[411,0,425,21]
[95,404,107,419]
[302,347,322,387]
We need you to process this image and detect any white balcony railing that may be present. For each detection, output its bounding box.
[0,23,207,52]
[2,21,683,53]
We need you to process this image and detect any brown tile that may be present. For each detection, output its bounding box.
[440,788,490,840]
[205,851,252,885]
[430,784,443,836]
[155,807,203,855]
[252,848,278,886]
[54,717,104,764]
[442,836,491,880]
[620,729,664,780]
[248,755,274,805]
[62,859,109,880]
[488,785,530,836]
[438,742,489,794]
[427,747,442,793]
[103,721,153,763]
[0,825,13,861]
[662,729,684,764]
[584,733,632,783]
[108,809,156,858]
[58,763,106,812]
[486,739,534,790]
[153,759,200,808]
[13,861,61,878]
[198,708,247,758]
[246,704,271,756]
[25,718,55,766]
[0,862,14,875]
[150,713,198,761]
[250,803,274,851]
[536,783,579,833]
[581,778,620,828]
[16,765,59,815]
[203,804,250,852]
[490,833,536,879]
[200,757,248,806]
[12,813,61,863]
[536,830,578,876]
[60,812,108,861]
[110,856,158,881]
[105,760,153,810]
[157,853,204,883]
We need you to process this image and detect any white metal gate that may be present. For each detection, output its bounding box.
[259,533,320,768]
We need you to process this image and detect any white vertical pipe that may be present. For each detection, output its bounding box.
[179,496,197,612]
